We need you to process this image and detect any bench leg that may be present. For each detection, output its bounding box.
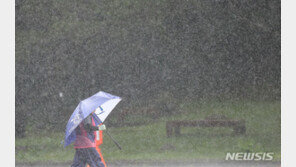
[166,122,173,137]
[175,125,180,136]
[233,124,246,135]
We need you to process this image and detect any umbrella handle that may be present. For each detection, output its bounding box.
[106,130,122,150]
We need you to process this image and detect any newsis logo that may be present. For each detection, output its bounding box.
[225,152,274,161]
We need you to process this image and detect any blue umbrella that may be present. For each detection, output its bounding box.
[64,91,121,147]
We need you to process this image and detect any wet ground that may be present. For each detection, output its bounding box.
[16,161,280,167]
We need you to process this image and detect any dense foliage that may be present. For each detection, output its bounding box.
[16,0,280,137]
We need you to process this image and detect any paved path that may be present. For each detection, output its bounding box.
[16,161,280,167]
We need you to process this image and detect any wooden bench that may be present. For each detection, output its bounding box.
[166,119,246,137]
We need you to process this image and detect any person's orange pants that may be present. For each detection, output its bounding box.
[86,145,106,167]
[96,146,106,167]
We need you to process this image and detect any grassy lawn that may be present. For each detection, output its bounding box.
[16,100,281,163]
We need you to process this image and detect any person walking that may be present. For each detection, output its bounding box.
[71,112,106,167]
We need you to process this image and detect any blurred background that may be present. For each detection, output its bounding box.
[15,0,280,166]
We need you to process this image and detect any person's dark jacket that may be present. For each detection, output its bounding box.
[83,114,99,132]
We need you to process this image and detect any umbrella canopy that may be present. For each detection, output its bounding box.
[64,91,121,147]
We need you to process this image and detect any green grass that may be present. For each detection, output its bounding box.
[16,100,281,163]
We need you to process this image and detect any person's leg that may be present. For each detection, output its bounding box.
[71,149,86,167]
[85,147,105,167]
[96,147,107,167]
[86,148,105,167]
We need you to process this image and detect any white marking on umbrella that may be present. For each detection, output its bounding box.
[71,114,82,125]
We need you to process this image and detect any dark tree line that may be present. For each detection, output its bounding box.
[16,0,280,137]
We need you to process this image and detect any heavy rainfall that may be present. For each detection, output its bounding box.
[15,0,281,167]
